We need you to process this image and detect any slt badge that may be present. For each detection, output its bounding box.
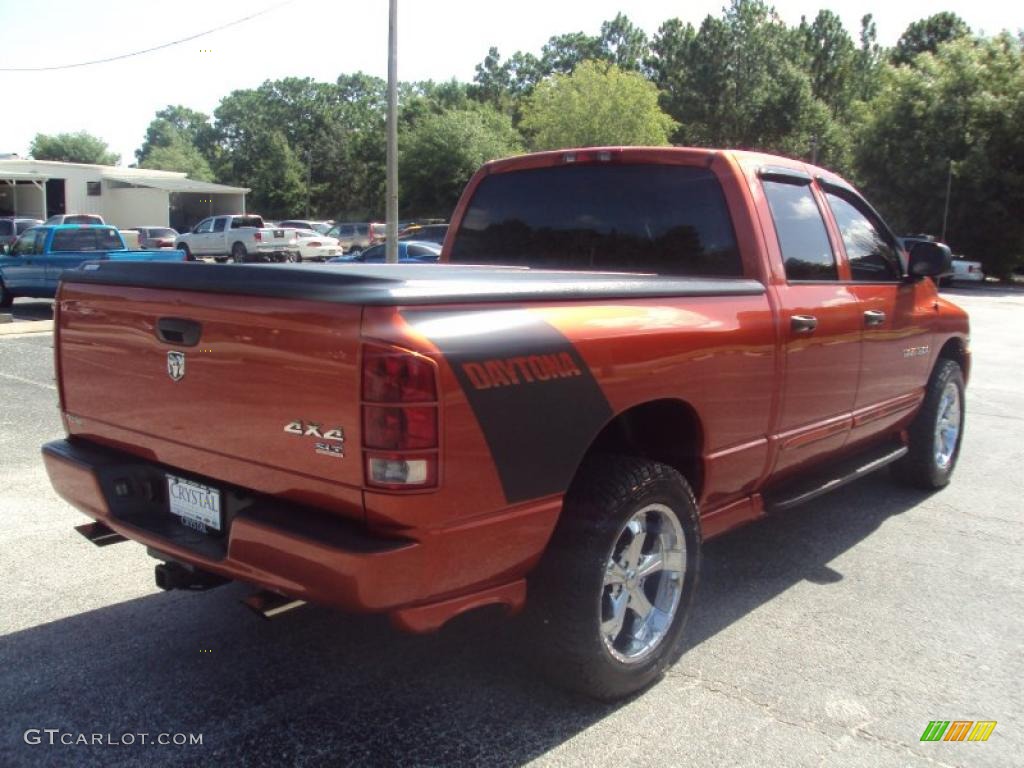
[167,351,186,382]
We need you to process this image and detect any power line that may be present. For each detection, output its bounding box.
[0,0,296,72]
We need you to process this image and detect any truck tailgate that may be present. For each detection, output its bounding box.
[57,281,365,510]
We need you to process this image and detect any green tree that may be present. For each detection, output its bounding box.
[400,106,523,217]
[651,1,847,168]
[856,34,1024,276]
[598,13,649,71]
[520,60,676,150]
[139,138,214,181]
[892,12,971,66]
[30,131,119,165]
[236,131,306,219]
[136,105,217,167]
[797,10,857,116]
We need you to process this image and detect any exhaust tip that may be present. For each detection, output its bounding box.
[242,590,306,620]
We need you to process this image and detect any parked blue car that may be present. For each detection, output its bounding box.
[0,225,187,307]
[327,240,441,264]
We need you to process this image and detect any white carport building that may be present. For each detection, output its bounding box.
[0,159,249,232]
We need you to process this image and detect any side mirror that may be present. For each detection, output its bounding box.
[908,241,952,279]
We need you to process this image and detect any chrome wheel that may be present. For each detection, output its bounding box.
[601,503,686,664]
[934,381,961,470]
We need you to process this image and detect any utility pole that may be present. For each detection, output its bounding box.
[305,150,312,219]
[385,0,399,263]
[941,159,953,242]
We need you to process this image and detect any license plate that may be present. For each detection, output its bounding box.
[166,474,222,532]
[274,229,284,238]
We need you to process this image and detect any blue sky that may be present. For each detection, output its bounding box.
[0,0,1018,165]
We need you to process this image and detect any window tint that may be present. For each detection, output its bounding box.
[212,218,226,233]
[231,216,263,229]
[762,181,837,281]
[360,244,385,262]
[825,192,902,281]
[407,244,440,260]
[51,228,121,252]
[12,231,37,255]
[450,164,742,276]
[64,214,103,225]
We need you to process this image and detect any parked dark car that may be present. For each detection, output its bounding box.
[0,217,43,248]
[327,240,441,264]
[134,226,179,249]
[324,222,386,253]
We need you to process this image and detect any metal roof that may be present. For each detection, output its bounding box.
[103,174,249,194]
[0,171,49,182]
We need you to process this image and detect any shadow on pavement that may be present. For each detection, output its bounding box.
[0,299,53,324]
[1,473,929,767]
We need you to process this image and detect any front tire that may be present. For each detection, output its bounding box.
[526,455,701,700]
[893,358,965,489]
[0,280,12,308]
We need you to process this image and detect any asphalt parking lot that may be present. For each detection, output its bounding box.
[0,287,1020,767]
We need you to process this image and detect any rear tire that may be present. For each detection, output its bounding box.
[893,358,965,489]
[0,280,12,308]
[231,243,247,263]
[526,455,701,700]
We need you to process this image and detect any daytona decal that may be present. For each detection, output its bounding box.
[402,309,613,503]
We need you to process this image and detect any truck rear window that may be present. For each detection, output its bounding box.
[449,164,742,277]
[230,216,264,229]
[51,228,122,252]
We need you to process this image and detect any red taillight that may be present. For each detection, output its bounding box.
[364,406,437,449]
[254,231,262,242]
[363,345,437,403]
[361,343,439,489]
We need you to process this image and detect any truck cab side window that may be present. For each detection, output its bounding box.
[12,231,37,256]
[825,192,902,282]
[762,180,838,281]
[196,219,214,234]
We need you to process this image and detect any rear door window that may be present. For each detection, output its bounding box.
[212,218,226,233]
[762,181,838,281]
[449,163,742,277]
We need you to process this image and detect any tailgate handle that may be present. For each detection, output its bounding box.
[156,317,202,347]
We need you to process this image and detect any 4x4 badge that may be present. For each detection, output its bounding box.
[167,351,186,382]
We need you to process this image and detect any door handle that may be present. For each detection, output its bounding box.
[790,315,818,333]
[155,317,202,346]
[864,310,887,327]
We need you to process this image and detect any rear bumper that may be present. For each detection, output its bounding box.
[42,439,557,621]
[42,438,424,611]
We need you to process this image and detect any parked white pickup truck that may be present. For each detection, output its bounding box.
[176,215,300,263]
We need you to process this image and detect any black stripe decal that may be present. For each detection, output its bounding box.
[402,309,613,503]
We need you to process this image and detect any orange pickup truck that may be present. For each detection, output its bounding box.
[43,147,969,699]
